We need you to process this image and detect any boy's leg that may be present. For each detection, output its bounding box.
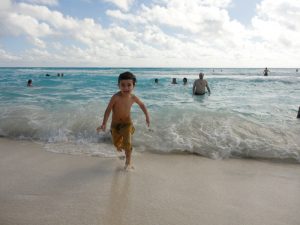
[111,129,123,152]
[124,147,132,167]
[122,125,134,169]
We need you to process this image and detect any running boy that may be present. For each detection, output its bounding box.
[97,71,150,170]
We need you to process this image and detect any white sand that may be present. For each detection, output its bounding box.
[1,138,300,225]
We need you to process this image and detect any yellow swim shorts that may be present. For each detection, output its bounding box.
[111,122,135,151]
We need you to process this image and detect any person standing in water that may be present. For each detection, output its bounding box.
[263,67,270,76]
[192,73,211,95]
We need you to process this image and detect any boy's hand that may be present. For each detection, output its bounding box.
[96,124,106,133]
[146,118,150,127]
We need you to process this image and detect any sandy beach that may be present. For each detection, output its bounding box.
[0,138,300,225]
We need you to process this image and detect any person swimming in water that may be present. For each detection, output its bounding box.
[27,79,33,87]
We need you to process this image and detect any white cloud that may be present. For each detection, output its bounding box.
[110,1,244,38]
[103,0,134,12]
[157,0,232,9]
[0,0,11,11]
[249,0,300,65]
[107,0,248,52]
[21,0,59,6]
[0,48,20,61]
[252,0,300,45]
[30,37,47,48]
[0,0,300,67]
[6,12,52,37]
[17,3,78,30]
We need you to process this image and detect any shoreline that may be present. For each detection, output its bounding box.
[2,137,300,164]
[1,138,300,225]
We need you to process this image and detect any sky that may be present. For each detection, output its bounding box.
[0,0,300,67]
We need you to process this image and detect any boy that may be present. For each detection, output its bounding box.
[97,72,150,170]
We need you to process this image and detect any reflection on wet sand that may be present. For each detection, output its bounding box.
[103,167,131,225]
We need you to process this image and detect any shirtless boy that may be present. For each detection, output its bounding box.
[192,72,211,95]
[97,72,150,170]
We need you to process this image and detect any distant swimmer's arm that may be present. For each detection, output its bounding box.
[134,96,150,127]
[97,96,116,132]
[206,81,211,95]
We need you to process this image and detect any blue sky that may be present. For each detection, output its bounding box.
[228,0,261,25]
[0,0,300,67]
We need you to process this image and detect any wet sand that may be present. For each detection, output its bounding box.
[1,138,300,225]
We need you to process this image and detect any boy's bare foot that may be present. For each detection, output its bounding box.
[124,164,135,171]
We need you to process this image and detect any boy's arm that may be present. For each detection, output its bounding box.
[134,96,150,127]
[97,96,115,132]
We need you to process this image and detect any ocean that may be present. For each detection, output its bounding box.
[0,67,299,162]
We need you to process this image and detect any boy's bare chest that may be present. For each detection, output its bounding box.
[114,98,134,111]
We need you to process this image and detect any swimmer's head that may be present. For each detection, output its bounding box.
[27,79,32,86]
[199,72,204,79]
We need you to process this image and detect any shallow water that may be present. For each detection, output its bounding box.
[0,67,300,161]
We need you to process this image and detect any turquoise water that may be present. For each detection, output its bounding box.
[0,67,300,161]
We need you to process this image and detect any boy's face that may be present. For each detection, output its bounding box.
[119,79,134,94]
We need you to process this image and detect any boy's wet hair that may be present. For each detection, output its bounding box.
[118,71,136,85]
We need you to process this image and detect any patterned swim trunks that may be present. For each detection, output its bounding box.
[111,122,135,152]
